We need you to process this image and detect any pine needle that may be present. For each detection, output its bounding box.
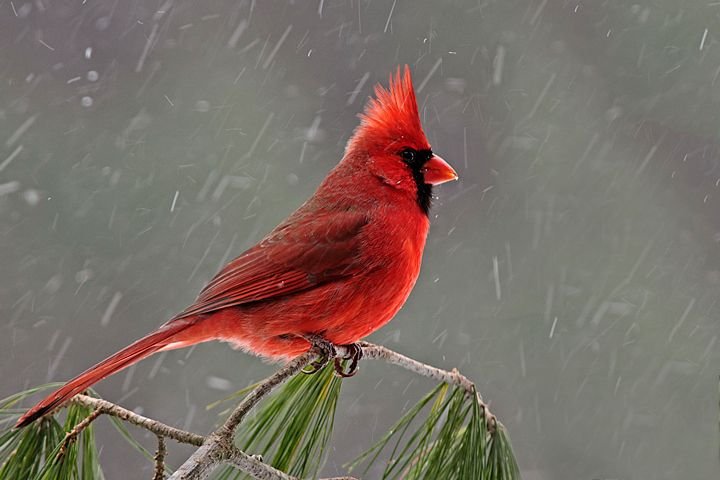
[2,359,521,480]
[107,416,159,465]
[211,362,343,479]
[0,385,105,480]
[349,384,520,480]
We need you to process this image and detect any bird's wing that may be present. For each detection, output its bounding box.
[175,210,369,318]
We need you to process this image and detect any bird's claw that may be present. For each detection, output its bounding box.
[300,336,363,377]
[333,343,363,378]
[301,335,337,375]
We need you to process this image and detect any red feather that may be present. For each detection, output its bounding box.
[16,66,457,428]
[348,65,431,157]
[177,210,368,318]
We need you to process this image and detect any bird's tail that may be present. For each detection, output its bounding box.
[15,319,194,428]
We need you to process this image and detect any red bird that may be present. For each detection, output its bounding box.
[16,66,457,428]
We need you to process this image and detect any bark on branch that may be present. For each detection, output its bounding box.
[54,343,493,480]
[169,350,316,480]
[358,342,497,431]
[69,394,205,447]
[169,342,496,479]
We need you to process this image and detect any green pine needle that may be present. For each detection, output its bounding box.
[0,385,105,480]
[106,416,160,466]
[211,362,343,480]
[206,381,262,413]
[2,367,521,480]
[349,384,520,480]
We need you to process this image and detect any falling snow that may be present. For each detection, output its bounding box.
[1,2,718,480]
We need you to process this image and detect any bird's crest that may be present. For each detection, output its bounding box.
[349,65,430,152]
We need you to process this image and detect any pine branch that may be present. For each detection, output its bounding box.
[358,342,498,432]
[153,435,167,480]
[5,342,508,480]
[68,397,314,480]
[170,343,499,479]
[57,406,103,459]
[169,350,316,480]
[69,394,205,446]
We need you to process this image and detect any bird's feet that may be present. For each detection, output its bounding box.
[301,334,337,374]
[333,343,363,377]
[300,335,364,377]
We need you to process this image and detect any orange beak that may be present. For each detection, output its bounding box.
[421,154,458,185]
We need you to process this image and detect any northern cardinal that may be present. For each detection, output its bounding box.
[16,65,457,428]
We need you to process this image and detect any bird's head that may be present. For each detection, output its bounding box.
[346,66,458,215]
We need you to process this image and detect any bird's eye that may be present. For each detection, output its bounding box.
[401,149,417,163]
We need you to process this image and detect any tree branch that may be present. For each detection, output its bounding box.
[358,343,477,393]
[170,343,496,479]
[358,342,497,432]
[57,406,103,458]
[69,394,205,447]
[219,443,297,480]
[169,351,316,480]
[153,435,167,480]
[46,343,492,480]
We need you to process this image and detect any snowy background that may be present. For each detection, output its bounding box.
[2,1,719,479]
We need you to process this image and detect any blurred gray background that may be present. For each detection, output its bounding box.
[1,1,719,479]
